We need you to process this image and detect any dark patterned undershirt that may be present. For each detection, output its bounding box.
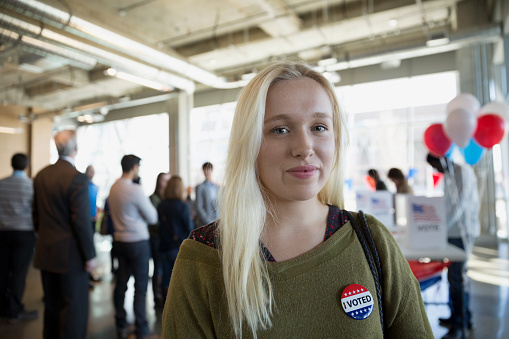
[188,205,349,262]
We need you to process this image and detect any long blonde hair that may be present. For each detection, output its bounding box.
[219,61,347,337]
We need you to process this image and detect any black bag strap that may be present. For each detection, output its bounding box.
[344,210,385,337]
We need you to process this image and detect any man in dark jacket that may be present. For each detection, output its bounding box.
[33,129,97,339]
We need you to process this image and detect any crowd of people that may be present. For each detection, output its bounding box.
[0,128,221,339]
[0,62,480,339]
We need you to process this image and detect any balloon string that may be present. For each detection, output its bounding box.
[440,157,478,259]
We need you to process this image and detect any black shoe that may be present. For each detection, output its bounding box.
[7,310,38,324]
[117,327,130,339]
[439,317,453,328]
[442,328,465,339]
[442,327,467,339]
[439,317,472,330]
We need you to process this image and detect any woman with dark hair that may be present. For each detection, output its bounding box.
[158,175,194,297]
[148,172,170,307]
[368,168,388,191]
[387,168,413,194]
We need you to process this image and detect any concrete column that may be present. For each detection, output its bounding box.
[167,91,193,185]
[31,116,53,176]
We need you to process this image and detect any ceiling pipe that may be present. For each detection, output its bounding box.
[1,0,246,89]
[0,12,196,93]
[0,26,97,70]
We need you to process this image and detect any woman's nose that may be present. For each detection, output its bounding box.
[291,131,314,158]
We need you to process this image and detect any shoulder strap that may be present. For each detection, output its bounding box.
[344,210,386,337]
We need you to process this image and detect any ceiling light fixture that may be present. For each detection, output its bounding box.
[426,32,450,47]
[105,68,173,92]
[241,72,257,81]
[0,126,24,134]
[318,57,338,67]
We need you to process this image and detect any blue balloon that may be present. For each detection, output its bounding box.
[460,138,485,165]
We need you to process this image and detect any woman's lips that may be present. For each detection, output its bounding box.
[287,165,318,179]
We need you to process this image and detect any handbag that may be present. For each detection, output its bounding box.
[344,210,386,337]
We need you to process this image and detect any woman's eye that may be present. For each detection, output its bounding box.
[272,127,288,134]
[313,125,327,132]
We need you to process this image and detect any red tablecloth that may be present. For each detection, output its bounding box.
[408,260,451,291]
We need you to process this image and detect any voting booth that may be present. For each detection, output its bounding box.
[395,195,447,250]
[355,191,394,228]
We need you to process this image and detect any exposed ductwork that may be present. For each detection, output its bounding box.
[1,0,247,91]
[0,0,503,100]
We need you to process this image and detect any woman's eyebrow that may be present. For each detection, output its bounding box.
[264,112,332,124]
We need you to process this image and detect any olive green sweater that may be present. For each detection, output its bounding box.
[162,213,433,338]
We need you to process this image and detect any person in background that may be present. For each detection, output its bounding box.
[108,154,158,339]
[427,153,479,339]
[101,198,118,275]
[194,162,220,227]
[0,153,38,323]
[387,168,413,194]
[85,165,99,232]
[158,175,193,301]
[368,168,388,191]
[185,185,197,226]
[162,62,432,338]
[85,165,101,286]
[149,172,171,307]
[33,130,97,339]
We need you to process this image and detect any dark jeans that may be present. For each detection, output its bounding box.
[149,236,162,276]
[113,240,150,338]
[160,250,177,289]
[0,231,36,317]
[448,237,471,330]
[40,269,89,339]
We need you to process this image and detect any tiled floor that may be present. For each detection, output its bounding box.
[1,235,508,339]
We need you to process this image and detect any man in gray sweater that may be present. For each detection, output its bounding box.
[108,154,158,339]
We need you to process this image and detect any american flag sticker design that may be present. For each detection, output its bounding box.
[371,197,388,210]
[341,284,374,320]
[412,203,440,222]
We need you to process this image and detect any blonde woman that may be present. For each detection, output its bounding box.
[162,62,432,338]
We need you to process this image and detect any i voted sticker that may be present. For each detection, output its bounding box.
[340,284,374,320]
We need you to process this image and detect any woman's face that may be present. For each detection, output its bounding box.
[159,174,171,190]
[256,77,335,204]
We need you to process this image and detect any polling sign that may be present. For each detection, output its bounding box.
[355,191,394,228]
[397,195,447,250]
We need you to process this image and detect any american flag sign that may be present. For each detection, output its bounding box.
[412,203,440,222]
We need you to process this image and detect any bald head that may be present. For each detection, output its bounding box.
[54,130,78,157]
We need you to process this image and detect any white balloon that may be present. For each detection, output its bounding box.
[446,93,481,115]
[480,101,509,122]
[443,108,477,148]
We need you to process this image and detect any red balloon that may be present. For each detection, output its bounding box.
[424,123,452,156]
[473,114,506,148]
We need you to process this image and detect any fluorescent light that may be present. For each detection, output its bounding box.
[105,68,173,92]
[426,37,450,47]
[389,19,398,27]
[241,72,257,81]
[318,57,338,67]
[0,127,24,134]
[426,33,450,47]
